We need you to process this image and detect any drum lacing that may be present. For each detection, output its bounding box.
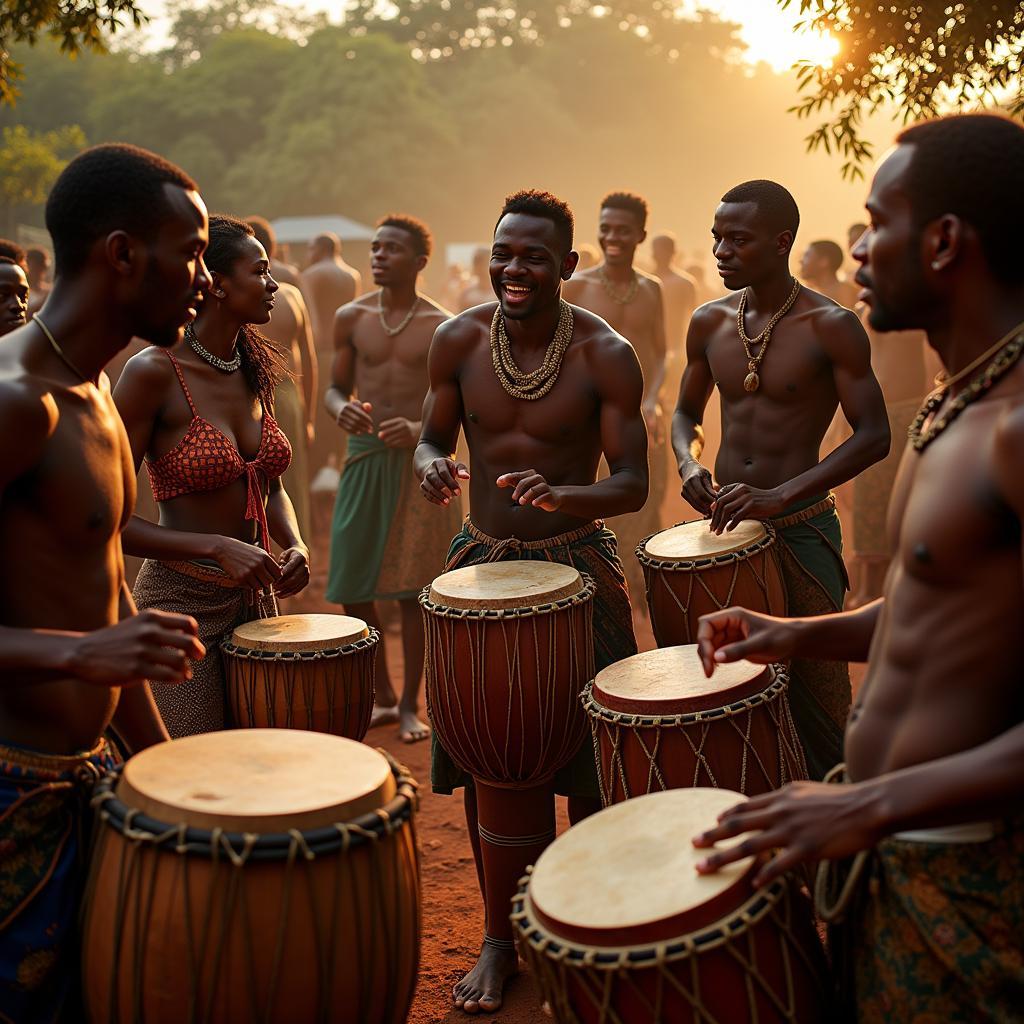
[418,575,597,621]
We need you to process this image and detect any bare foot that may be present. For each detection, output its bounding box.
[369,703,399,729]
[398,709,431,744]
[452,942,517,1014]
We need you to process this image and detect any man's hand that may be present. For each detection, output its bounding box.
[709,482,787,534]
[275,545,311,598]
[497,470,563,512]
[210,536,283,590]
[680,460,717,515]
[336,400,373,435]
[378,417,420,449]
[691,781,888,888]
[68,610,205,687]
[420,457,470,506]
[696,607,798,676]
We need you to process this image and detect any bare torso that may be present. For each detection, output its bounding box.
[847,366,1024,780]
[302,258,359,348]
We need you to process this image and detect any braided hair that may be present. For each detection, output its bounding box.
[205,214,290,407]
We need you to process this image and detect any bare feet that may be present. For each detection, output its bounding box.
[398,708,431,744]
[369,703,399,729]
[453,942,518,1014]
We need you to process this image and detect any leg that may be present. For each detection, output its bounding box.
[397,598,430,742]
[345,600,399,725]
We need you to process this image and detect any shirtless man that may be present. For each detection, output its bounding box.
[651,232,697,358]
[302,232,361,349]
[799,238,859,308]
[672,179,889,780]
[563,192,667,602]
[325,215,461,743]
[459,247,492,310]
[248,217,318,543]
[0,143,207,1020]
[0,257,29,337]
[416,190,647,1013]
[693,113,1024,1021]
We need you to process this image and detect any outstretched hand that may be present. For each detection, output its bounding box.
[695,607,797,677]
[420,457,470,506]
[497,470,562,512]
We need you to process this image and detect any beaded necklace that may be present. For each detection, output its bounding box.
[187,322,241,373]
[378,293,420,337]
[598,266,640,305]
[736,278,801,393]
[490,299,574,401]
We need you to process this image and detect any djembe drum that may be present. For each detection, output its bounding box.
[583,645,806,805]
[512,788,829,1024]
[82,730,419,1024]
[421,561,596,953]
[637,519,786,648]
[222,613,378,739]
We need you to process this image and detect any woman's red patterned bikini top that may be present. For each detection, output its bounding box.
[146,351,292,552]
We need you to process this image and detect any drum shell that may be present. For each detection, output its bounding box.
[223,632,378,740]
[422,590,594,786]
[585,665,807,804]
[640,530,786,648]
[81,771,419,1024]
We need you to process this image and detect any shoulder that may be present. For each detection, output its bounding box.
[433,304,493,347]
[572,307,642,373]
[119,345,175,388]
[0,376,58,480]
[802,290,869,353]
[276,281,304,310]
[690,295,735,332]
[637,268,662,294]
[334,292,375,326]
[419,294,455,323]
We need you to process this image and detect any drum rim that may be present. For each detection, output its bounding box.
[419,572,596,619]
[221,627,380,660]
[636,520,778,569]
[511,866,791,968]
[89,749,417,861]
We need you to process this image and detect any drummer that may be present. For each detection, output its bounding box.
[671,179,889,779]
[0,144,207,1021]
[693,114,1024,1019]
[415,189,648,1013]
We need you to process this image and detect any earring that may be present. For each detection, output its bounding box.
[931,261,941,271]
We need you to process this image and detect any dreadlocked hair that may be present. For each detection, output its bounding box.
[205,214,291,407]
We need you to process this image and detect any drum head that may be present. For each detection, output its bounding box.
[230,613,369,652]
[642,519,767,562]
[117,730,394,832]
[529,788,754,947]
[592,645,772,715]
[428,561,583,610]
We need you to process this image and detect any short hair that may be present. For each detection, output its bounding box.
[313,232,340,255]
[25,247,48,271]
[245,216,276,257]
[0,239,27,270]
[496,190,574,254]
[601,191,649,231]
[897,113,1024,284]
[720,179,800,237]
[808,239,844,273]
[377,214,433,259]
[45,143,197,277]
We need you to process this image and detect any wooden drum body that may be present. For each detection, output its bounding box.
[583,646,807,805]
[638,520,786,648]
[512,789,828,1024]
[222,613,378,740]
[421,562,596,786]
[82,730,419,1024]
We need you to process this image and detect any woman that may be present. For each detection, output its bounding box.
[115,215,310,737]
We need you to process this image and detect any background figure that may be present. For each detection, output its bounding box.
[800,238,859,308]
[0,257,29,337]
[576,242,600,270]
[0,240,26,270]
[25,247,51,314]
[459,246,492,310]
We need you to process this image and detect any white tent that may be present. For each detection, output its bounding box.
[269,215,374,245]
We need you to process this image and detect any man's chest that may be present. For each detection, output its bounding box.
[578,284,655,346]
[355,322,430,373]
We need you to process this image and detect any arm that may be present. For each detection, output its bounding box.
[294,291,318,441]
[498,333,649,519]
[323,305,373,434]
[266,476,309,598]
[642,280,667,423]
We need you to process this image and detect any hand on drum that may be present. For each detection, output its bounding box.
[680,461,717,515]
[497,470,563,512]
[691,781,887,888]
[336,399,374,435]
[210,536,283,591]
[709,483,786,534]
[275,546,311,598]
[421,456,470,506]
[696,607,797,677]
[68,610,205,687]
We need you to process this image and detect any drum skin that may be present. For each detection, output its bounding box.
[638,520,786,648]
[420,573,596,786]
[81,736,419,1024]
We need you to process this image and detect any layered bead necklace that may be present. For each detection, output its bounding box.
[187,321,241,373]
[490,299,574,401]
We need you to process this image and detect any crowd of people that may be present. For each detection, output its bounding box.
[1,108,1023,1021]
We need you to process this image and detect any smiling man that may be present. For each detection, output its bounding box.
[692,113,1024,1021]
[671,179,889,779]
[324,214,461,744]
[415,189,647,1014]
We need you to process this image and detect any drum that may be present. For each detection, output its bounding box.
[420,561,596,786]
[222,613,378,740]
[583,645,806,805]
[512,788,829,1024]
[637,519,786,648]
[82,730,419,1024]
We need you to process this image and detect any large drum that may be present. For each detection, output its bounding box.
[637,519,786,648]
[583,645,806,805]
[420,561,596,786]
[82,730,419,1024]
[222,613,378,739]
[512,788,829,1024]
